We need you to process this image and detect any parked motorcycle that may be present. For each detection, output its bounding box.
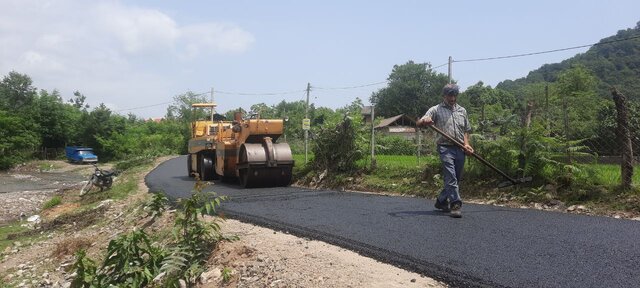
[80,164,119,196]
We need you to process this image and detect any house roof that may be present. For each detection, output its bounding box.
[374,114,416,129]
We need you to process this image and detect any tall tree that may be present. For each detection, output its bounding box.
[0,71,37,111]
[165,91,210,123]
[0,110,40,169]
[35,89,78,148]
[79,104,126,160]
[370,61,449,119]
[465,81,497,133]
[554,65,600,139]
[69,90,90,110]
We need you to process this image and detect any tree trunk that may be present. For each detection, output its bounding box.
[612,87,634,189]
[518,102,534,177]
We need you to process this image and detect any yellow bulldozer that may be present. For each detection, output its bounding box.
[187,103,294,188]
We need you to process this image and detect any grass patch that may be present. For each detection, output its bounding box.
[80,161,152,201]
[589,163,640,186]
[42,195,62,209]
[0,222,29,252]
[38,162,60,171]
[292,154,312,166]
[357,155,441,195]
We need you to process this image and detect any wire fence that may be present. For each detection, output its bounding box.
[287,88,638,188]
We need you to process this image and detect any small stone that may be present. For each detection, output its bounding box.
[411,278,417,283]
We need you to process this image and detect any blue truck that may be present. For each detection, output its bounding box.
[65,146,98,164]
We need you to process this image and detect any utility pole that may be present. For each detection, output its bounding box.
[283,106,288,142]
[210,87,215,120]
[448,56,453,83]
[370,104,376,170]
[305,83,310,164]
[545,84,549,136]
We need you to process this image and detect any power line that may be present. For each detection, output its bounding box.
[116,101,172,112]
[431,62,449,69]
[214,89,306,96]
[454,34,640,63]
[115,34,640,112]
[314,81,388,90]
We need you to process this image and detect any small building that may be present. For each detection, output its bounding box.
[374,114,417,140]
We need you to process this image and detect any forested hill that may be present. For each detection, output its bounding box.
[496,21,640,100]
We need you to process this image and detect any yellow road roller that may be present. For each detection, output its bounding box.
[187,103,294,188]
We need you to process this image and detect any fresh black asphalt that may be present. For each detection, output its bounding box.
[146,156,640,288]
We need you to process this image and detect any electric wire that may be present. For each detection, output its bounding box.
[314,81,388,90]
[214,89,306,96]
[114,34,640,112]
[454,34,640,63]
[116,101,172,112]
[431,62,449,69]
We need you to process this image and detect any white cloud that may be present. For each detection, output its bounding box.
[180,23,255,58]
[93,2,180,54]
[0,0,255,117]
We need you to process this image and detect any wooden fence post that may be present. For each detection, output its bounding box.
[611,87,634,189]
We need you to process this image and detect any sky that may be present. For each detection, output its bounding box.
[1,0,639,119]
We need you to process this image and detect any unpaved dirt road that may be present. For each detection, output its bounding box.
[0,162,89,224]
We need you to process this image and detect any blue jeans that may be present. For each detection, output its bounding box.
[437,145,465,205]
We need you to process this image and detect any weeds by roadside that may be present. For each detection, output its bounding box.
[42,196,62,210]
[70,179,235,287]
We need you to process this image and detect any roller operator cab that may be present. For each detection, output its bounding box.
[186,103,294,188]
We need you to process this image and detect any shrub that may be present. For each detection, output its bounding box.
[375,134,415,155]
[311,116,363,173]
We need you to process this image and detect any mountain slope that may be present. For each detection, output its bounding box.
[497,21,640,100]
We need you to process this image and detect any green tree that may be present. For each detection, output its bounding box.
[35,89,78,148]
[69,90,89,110]
[554,65,600,139]
[0,111,40,169]
[465,81,497,133]
[0,71,37,111]
[165,91,210,123]
[370,61,449,119]
[103,118,186,158]
[79,104,126,161]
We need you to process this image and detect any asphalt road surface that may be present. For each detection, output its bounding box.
[146,156,640,288]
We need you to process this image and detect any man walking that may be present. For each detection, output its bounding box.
[417,83,473,218]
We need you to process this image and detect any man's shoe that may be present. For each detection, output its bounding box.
[449,202,462,218]
[434,199,450,212]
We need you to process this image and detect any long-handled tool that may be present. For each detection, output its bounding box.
[425,124,532,188]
